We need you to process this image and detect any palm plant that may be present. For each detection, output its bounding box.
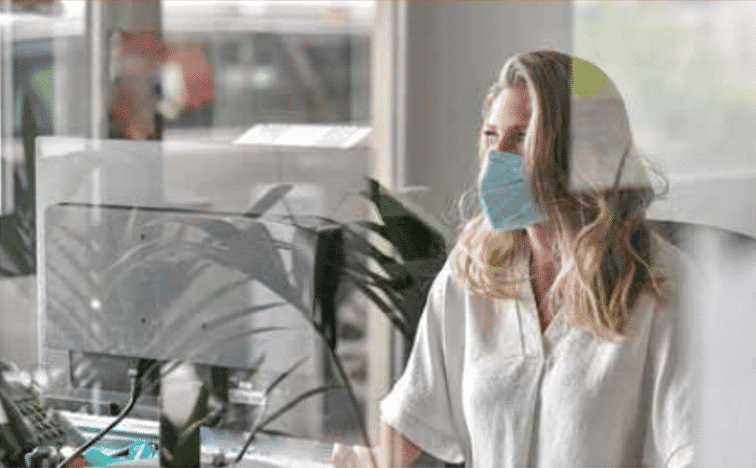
[0,95,37,276]
[343,179,448,345]
[224,178,450,465]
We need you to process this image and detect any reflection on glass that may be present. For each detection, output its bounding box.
[574,3,756,464]
[574,1,756,175]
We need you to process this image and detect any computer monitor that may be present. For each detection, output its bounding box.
[37,137,372,446]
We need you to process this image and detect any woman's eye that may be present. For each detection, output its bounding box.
[483,131,497,145]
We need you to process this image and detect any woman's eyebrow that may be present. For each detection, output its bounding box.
[501,124,527,136]
[482,123,527,135]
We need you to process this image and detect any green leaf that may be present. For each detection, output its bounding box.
[199,302,287,332]
[265,356,309,396]
[245,183,294,217]
[362,178,447,262]
[403,257,447,279]
[345,278,408,335]
[0,94,38,276]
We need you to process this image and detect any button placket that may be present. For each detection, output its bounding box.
[515,295,545,359]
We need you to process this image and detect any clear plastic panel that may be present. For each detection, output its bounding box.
[37,137,373,454]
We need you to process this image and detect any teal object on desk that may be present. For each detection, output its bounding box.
[83,439,156,467]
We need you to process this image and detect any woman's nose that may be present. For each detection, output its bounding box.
[496,136,517,153]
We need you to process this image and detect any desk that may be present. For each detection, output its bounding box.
[61,411,334,467]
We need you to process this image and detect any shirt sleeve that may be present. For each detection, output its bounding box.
[643,241,697,468]
[380,264,467,464]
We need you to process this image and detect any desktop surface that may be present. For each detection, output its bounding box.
[63,411,334,468]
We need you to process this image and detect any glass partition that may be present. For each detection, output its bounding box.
[574,0,756,240]
[574,3,756,464]
[37,136,374,464]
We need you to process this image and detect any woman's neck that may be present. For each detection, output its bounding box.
[526,224,557,274]
[527,224,558,330]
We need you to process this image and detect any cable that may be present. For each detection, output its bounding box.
[55,367,143,468]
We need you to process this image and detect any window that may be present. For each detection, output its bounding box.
[160,0,372,142]
[574,1,756,177]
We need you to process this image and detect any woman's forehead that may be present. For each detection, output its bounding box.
[485,86,531,128]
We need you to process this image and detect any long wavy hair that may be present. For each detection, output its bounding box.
[451,50,665,339]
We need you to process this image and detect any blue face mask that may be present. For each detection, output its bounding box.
[478,149,546,231]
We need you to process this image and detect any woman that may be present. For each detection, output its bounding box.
[334,50,693,467]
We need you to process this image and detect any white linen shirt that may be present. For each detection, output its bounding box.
[380,239,694,467]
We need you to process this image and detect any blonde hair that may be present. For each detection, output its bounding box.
[451,50,664,339]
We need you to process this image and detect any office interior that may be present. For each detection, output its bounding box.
[0,1,754,466]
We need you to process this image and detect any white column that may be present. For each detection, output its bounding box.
[368,0,406,450]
